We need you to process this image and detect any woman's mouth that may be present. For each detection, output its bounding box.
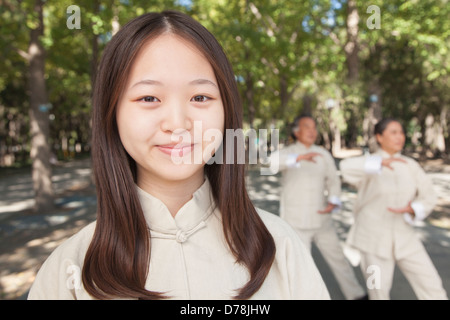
[157,143,195,157]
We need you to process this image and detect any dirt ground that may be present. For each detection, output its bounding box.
[0,153,449,300]
[0,158,97,299]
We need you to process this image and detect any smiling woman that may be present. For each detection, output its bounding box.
[27,10,329,300]
[116,33,225,193]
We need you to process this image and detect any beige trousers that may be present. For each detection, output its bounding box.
[359,238,448,300]
[295,218,366,300]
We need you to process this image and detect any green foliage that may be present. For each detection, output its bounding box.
[1,0,449,166]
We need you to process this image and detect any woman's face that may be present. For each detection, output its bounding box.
[116,33,225,185]
[376,121,405,155]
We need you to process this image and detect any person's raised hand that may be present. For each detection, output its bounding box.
[318,202,337,214]
[388,201,414,215]
[297,152,322,163]
[381,157,407,170]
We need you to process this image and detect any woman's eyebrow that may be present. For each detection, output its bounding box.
[189,78,218,88]
[131,79,163,88]
[130,78,218,88]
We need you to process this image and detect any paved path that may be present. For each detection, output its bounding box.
[246,160,450,300]
[0,158,97,299]
[0,157,449,299]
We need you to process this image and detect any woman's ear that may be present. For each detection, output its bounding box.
[292,127,299,140]
[375,133,382,145]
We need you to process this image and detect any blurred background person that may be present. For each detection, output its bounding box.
[340,118,448,300]
[270,114,367,300]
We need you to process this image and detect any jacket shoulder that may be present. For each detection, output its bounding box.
[256,208,300,242]
[27,221,96,299]
[53,221,96,260]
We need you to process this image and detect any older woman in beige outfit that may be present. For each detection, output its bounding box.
[340,118,447,300]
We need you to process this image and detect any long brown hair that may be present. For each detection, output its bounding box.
[82,10,276,300]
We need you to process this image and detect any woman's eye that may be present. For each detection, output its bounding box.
[191,95,210,103]
[139,96,160,103]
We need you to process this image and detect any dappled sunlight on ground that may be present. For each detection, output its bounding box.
[246,156,450,300]
[0,158,97,299]
[0,155,449,299]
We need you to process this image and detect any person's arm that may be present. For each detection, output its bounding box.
[28,252,79,300]
[388,159,437,224]
[284,227,330,299]
[339,155,374,188]
[256,210,330,299]
[28,222,95,299]
[296,152,322,163]
[339,154,408,186]
[319,151,341,214]
[268,149,299,175]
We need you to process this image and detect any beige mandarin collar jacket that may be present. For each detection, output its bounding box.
[28,178,330,300]
[339,149,437,259]
[272,141,341,229]
[137,178,214,244]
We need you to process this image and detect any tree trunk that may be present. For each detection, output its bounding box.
[279,74,289,118]
[245,72,256,128]
[436,107,447,156]
[342,0,360,150]
[316,115,332,152]
[0,104,6,166]
[302,94,313,115]
[424,114,436,157]
[90,25,99,89]
[346,111,359,148]
[441,105,449,162]
[28,0,54,213]
[90,0,100,88]
[330,107,342,156]
[345,0,359,83]
[365,80,382,152]
[279,74,300,120]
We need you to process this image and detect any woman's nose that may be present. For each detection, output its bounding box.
[160,101,193,133]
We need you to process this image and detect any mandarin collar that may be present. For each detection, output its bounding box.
[294,141,314,150]
[136,178,215,242]
[374,148,402,158]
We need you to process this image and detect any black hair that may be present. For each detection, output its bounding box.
[374,118,404,136]
[290,114,315,139]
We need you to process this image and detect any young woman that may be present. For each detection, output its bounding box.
[28,10,329,300]
[339,118,447,300]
